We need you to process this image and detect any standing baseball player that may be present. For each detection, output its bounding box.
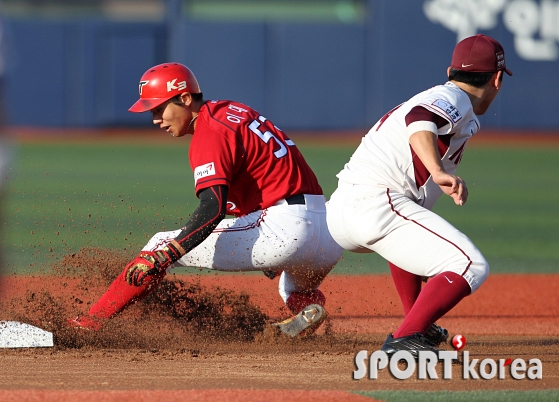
[69,62,343,336]
[327,34,512,356]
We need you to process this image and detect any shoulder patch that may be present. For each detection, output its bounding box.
[194,162,216,184]
[431,99,462,124]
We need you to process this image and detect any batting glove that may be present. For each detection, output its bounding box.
[125,241,184,286]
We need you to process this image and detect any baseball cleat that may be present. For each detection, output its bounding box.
[424,322,449,346]
[67,315,102,331]
[273,304,326,337]
[381,332,440,359]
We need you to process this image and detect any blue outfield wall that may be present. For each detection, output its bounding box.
[3,0,559,131]
[170,21,367,130]
[4,19,166,128]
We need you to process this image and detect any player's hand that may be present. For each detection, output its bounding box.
[125,242,183,286]
[432,172,468,206]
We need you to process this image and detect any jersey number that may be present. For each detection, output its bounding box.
[249,116,292,159]
[376,103,403,131]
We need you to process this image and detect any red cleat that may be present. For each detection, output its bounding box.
[67,315,103,331]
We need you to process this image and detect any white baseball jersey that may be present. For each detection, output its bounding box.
[337,82,479,210]
[327,81,489,292]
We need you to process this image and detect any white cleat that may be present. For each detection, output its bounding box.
[273,304,326,337]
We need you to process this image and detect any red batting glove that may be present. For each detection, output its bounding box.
[125,242,183,286]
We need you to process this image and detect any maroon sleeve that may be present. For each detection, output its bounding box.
[405,106,449,129]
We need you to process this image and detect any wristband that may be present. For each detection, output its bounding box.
[169,239,186,256]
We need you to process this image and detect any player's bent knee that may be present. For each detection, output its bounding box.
[464,254,489,293]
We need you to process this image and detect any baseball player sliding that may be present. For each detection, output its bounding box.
[69,63,343,336]
[327,34,512,357]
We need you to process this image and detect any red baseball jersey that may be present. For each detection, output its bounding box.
[189,100,322,216]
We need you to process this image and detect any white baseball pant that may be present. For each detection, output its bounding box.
[144,195,343,302]
[326,181,489,292]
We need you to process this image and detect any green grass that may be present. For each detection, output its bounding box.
[431,147,559,273]
[2,140,559,275]
[356,390,559,402]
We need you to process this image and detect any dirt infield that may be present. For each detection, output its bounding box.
[3,271,559,337]
[0,390,379,402]
[1,250,558,399]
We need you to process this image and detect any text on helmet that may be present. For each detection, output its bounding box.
[167,79,187,92]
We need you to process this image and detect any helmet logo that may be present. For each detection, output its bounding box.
[138,80,149,95]
[167,79,187,92]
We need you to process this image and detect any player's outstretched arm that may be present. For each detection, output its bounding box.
[409,130,468,206]
[125,185,228,286]
[173,184,228,252]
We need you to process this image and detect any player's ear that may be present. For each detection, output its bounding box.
[493,71,503,90]
[180,92,192,106]
[447,66,451,79]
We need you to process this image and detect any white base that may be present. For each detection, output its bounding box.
[0,321,54,348]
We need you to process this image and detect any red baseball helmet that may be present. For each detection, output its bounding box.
[128,62,201,113]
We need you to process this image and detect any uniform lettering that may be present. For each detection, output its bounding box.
[249,118,288,158]
[228,104,248,114]
[271,123,294,146]
[376,103,403,131]
[226,112,246,124]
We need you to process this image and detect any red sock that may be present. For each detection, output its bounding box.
[388,262,423,316]
[87,268,166,319]
[286,289,326,314]
[393,271,471,338]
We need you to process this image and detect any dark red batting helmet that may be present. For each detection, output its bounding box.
[128,62,201,113]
